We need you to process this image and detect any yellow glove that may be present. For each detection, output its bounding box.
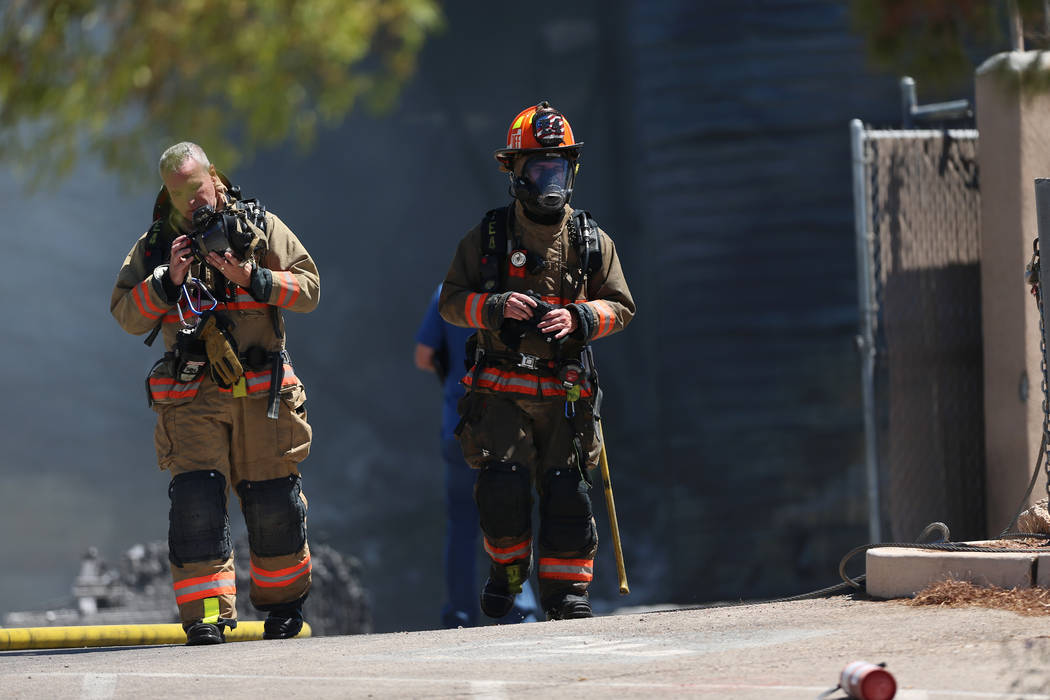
[197,314,243,387]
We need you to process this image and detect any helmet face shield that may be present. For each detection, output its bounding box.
[513,154,575,214]
[523,155,571,192]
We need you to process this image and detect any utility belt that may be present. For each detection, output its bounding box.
[474,348,557,373]
[472,346,594,404]
[457,344,602,447]
[154,345,290,420]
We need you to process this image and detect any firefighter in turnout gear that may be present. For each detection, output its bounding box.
[440,101,635,620]
[111,142,319,645]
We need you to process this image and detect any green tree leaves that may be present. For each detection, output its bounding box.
[0,0,443,184]
[849,0,1050,95]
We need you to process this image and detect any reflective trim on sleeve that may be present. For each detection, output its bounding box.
[585,300,616,339]
[274,271,301,307]
[133,279,166,320]
[465,292,490,328]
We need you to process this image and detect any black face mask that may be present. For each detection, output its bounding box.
[510,154,575,217]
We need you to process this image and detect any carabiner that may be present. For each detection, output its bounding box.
[181,277,218,315]
[176,277,218,328]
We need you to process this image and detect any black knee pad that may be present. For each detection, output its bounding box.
[168,470,231,566]
[237,475,307,557]
[539,469,596,552]
[474,461,532,538]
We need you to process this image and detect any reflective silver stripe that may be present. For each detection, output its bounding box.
[466,293,486,328]
[251,562,310,584]
[245,374,271,391]
[539,563,593,576]
[173,577,235,597]
[484,541,531,562]
[244,366,297,392]
[477,370,539,391]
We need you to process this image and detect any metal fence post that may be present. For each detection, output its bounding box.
[851,118,882,544]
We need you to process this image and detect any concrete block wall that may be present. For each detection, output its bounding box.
[976,52,1050,535]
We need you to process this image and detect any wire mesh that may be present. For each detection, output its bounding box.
[860,128,986,542]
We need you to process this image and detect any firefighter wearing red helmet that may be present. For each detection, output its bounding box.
[439,101,635,620]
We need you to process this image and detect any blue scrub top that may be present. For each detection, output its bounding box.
[415,285,477,440]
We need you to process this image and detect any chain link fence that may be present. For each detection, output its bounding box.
[852,124,985,543]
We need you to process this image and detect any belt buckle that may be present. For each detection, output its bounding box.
[518,353,540,370]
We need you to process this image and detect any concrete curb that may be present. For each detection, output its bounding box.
[866,543,1050,598]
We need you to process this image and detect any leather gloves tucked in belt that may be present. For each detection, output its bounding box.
[196,313,243,387]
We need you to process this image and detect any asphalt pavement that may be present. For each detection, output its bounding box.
[3,595,1050,698]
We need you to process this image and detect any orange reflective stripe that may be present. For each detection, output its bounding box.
[217,364,298,395]
[162,300,194,323]
[275,272,288,307]
[251,553,311,578]
[538,557,593,582]
[173,571,237,605]
[149,376,203,401]
[464,367,592,399]
[593,301,608,339]
[173,571,236,590]
[483,538,532,564]
[465,293,489,328]
[221,300,269,311]
[250,554,311,589]
[541,557,593,568]
[281,367,299,387]
[133,280,165,320]
[588,300,614,339]
[275,271,301,307]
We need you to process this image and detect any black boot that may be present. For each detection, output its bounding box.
[544,592,592,621]
[184,618,235,646]
[480,577,515,618]
[480,561,528,619]
[263,599,306,640]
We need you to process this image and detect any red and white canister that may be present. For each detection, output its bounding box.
[839,661,896,700]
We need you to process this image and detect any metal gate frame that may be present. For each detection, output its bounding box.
[850,119,981,543]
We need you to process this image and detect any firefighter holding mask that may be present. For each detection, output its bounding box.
[111,142,319,645]
[440,101,635,620]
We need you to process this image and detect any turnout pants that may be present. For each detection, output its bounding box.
[457,391,601,606]
[153,377,313,624]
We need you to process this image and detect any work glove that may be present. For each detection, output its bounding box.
[196,313,243,387]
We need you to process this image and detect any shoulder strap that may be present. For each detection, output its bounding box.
[571,209,602,275]
[143,219,168,268]
[479,206,509,292]
[141,219,170,348]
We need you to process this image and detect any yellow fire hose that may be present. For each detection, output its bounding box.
[597,419,629,595]
[0,621,310,651]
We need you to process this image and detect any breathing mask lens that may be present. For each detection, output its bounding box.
[520,155,572,212]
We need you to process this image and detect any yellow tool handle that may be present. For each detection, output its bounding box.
[597,419,629,595]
